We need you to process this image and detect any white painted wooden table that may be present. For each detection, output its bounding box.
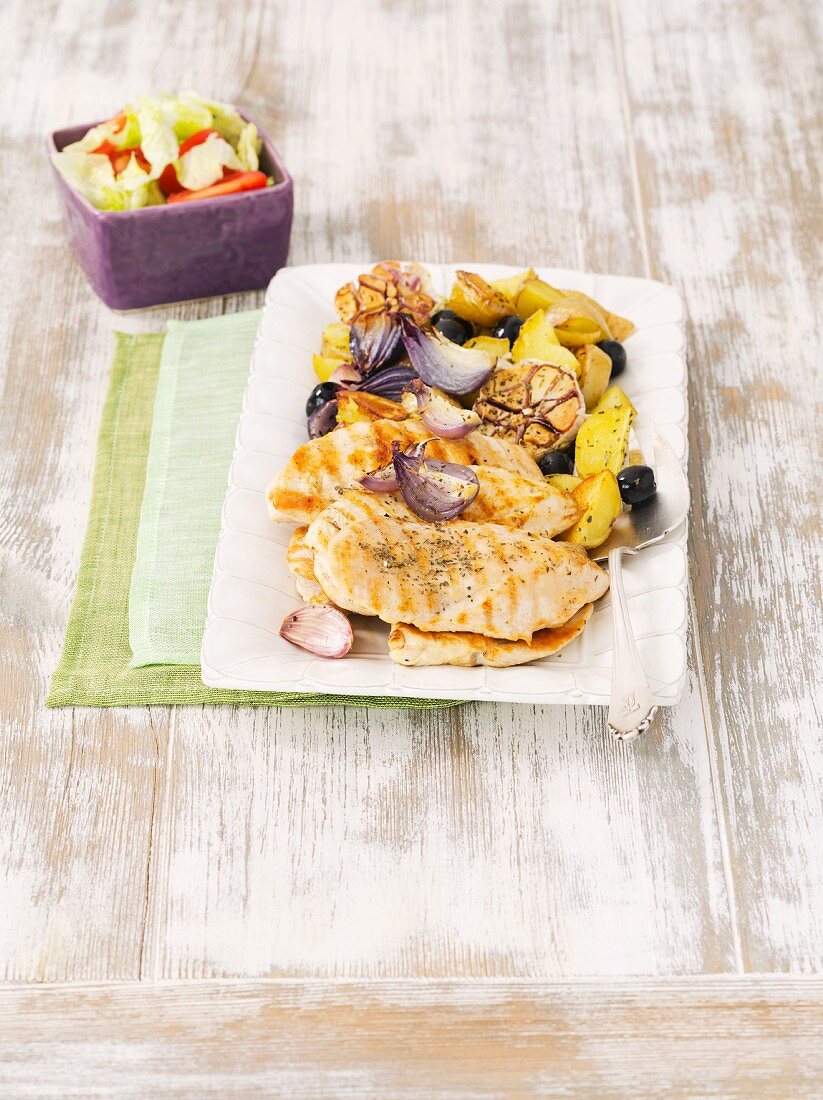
[1,0,821,1094]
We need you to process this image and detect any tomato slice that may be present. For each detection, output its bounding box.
[110,147,149,176]
[177,128,220,157]
[91,140,118,157]
[158,163,183,196]
[167,170,268,204]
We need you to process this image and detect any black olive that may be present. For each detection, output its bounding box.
[305,381,339,418]
[492,315,524,344]
[432,310,473,345]
[617,464,657,505]
[597,339,627,378]
[538,451,575,477]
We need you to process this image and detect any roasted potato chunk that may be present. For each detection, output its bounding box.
[321,321,352,360]
[547,473,582,493]
[575,404,635,478]
[512,309,559,361]
[562,470,623,548]
[576,344,613,409]
[490,268,537,309]
[464,335,511,359]
[312,354,342,383]
[593,385,637,417]
[515,279,567,319]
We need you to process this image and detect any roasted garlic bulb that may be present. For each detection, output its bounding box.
[335,262,434,326]
[473,359,585,458]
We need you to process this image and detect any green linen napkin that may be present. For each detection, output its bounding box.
[128,312,261,666]
[47,331,457,708]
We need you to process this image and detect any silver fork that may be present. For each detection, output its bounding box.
[591,426,691,742]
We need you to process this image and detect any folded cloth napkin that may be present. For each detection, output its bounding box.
[129,312,261,666]
[47,331,458,708]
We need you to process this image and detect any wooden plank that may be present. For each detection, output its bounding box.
[144,682,734,978]
[142,0,735,979]
[0,198,166,978]
[0,0,267,980]
[1,978,821,1097]
[614,0,823,969]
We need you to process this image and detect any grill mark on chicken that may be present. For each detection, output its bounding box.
[311,515,609,641]
[267,418,543,525]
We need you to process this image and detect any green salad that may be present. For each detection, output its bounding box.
[52,91,272,211]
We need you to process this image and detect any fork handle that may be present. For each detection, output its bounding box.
[607,546,658,742]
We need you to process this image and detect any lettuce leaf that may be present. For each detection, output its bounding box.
[175,133,242,190]
[52,149,163,211]
[235,122,262,171]
[135,98,179,175]
[159,93,214,140]
[52,150,118,207]
[179,90,247,146]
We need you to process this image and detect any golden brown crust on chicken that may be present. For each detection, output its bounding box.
[267,419,543,524]
[388,604,593,667]
[310,514,609,641]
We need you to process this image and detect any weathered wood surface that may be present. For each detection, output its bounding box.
[2,978,823,1098]
[0,0,820,1028]
[617,0,823,970]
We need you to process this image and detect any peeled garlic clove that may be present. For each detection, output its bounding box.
[279,605,353,658]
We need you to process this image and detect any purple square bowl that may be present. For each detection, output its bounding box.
[47,116,294,310]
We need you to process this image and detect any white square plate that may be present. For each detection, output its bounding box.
[201,263,688,705]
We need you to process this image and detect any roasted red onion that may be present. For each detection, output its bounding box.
[399,316,495,396]
[350,313,402,375]
[407,379,481,439]
[358,464,400,492]
[279,604,353,658]
[307,399,339,438]
[358,440,428,493]
[357,363,418,402]
[392,440,480,522]
[329,362,363,387]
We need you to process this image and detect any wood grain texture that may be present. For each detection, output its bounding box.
[0,0,820,1004]
[1,978,822,1098]
[616,0,823,970]
[140,0,736,978]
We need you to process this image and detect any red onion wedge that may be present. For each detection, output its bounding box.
[399,316,495,396]
[329,362,363,387]
[358,363,417,402]
[358,463,400,492]
[407,379,481,439]
[350,313,402,375]
[279,604,353,658]
[392,440,480,522]
[358,440,428,493]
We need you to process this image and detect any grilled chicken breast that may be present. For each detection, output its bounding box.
[286,526,327,604]
[388,604,593,667]
[267,418,543,524]
[296,480,579,604]
[309,513,609,641]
